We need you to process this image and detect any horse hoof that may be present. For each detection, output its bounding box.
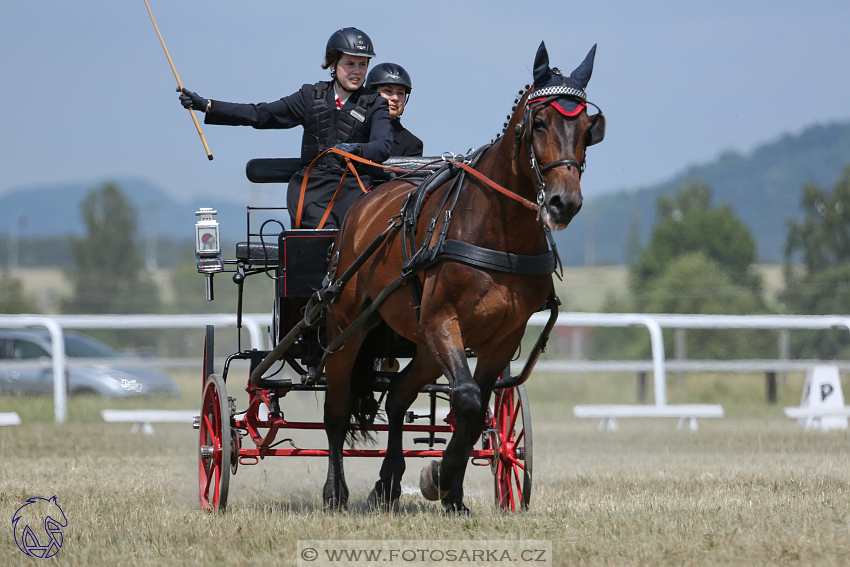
[443,501,471,515]
[367,487,399,513]
[419,460,448,501]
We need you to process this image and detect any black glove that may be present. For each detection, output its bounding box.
[178,87,209,112]
[334,143,361,156]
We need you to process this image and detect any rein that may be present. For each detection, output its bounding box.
[294,145,541,229]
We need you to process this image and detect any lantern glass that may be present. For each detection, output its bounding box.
[196,225,220,254]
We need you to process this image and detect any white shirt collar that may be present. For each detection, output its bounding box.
[333,85,350,108]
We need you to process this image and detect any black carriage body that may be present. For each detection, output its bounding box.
[277,230,337,298]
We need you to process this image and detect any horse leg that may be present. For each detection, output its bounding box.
[441,379,496,514]
[421,325,523,511]
[322,328,370,511]
[418,338,481,503]
[368,345,442,512]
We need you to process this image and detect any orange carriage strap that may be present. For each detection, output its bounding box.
[316,167,348,230]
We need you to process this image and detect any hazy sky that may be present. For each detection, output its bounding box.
[2,1,849,213]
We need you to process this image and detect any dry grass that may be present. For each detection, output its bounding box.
[1,368,849,566]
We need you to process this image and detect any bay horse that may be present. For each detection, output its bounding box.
[320,41,605,511]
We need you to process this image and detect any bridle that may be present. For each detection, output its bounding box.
[514,84,602,216]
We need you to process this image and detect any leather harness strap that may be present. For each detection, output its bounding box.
[296,148,442,229]
[450,160,539,211]
[296,147,535,228]
[315,157,367,230]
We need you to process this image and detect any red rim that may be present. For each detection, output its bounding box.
[199,374,230,511]
[493,385,532,511]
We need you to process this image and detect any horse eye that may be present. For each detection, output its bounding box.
[532,118,546,131]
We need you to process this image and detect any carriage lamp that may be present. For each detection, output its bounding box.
[195,207,223,301]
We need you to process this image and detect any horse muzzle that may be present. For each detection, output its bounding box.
[542,191,582,231]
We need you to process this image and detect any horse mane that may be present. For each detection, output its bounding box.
[491,84,533,144]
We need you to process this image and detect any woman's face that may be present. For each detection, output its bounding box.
[376,84,407,119]
[334,55,370,91]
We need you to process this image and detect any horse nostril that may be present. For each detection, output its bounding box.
[547,195,565,216]
[547,194,582,220]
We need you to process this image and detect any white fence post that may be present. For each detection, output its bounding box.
[0,316,67,423]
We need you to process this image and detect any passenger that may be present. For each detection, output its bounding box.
[179,27,393,229]
[365,63,423,157]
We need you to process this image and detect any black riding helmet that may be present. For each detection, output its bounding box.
[326,27,376,59]
[366,62,412,112]
[365,62,412,92]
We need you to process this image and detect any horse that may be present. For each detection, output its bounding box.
[320,41,605,512]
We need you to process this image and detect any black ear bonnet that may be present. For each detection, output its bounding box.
[530,42,605,146]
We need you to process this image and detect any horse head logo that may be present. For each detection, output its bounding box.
[12,496,67,558]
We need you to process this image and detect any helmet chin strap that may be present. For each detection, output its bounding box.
[331,64,357,94]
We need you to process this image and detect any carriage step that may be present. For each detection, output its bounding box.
[413,437,446,444]
[257,378,293,390]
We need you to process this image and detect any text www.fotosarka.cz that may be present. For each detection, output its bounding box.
[297,540,552,566]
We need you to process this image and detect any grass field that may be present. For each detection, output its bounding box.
[1,367,848,566]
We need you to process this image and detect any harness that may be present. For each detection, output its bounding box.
[250,88,591,385]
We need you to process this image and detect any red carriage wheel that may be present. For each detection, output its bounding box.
[199,373,231,511]
[492,384,532,511]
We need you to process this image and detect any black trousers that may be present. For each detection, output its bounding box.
[286,167,371,229]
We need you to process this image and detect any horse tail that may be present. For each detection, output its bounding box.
[348,326,382,444]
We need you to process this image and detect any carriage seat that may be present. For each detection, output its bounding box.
[246,156,446,184]
[235,241,279,266]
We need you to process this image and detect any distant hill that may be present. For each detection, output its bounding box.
[553,121,850,265]
[0,178,248,244]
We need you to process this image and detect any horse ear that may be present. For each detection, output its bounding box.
[533,41,552,87]
[586,112,606,146]
[569,44,597,90]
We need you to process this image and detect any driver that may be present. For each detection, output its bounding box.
[179,28,393,229]
[365,62,423,156]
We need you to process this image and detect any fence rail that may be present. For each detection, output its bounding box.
[2,312,849,423]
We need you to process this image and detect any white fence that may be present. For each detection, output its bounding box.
[1,312,849,424]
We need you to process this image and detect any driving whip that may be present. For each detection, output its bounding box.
[143,0,213,160]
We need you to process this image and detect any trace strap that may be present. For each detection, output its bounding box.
[451,160,539,211]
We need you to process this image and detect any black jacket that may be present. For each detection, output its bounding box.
[390,118,423,157]
[205,82,393,165]
[204,82,393,229]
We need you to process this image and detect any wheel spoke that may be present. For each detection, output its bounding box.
[508,456,525,470]
[515,428,525,444]
[508,395,520,435]
[202,466,213,499]
[203,413,213,434]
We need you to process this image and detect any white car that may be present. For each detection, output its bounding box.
[0,330,181,397]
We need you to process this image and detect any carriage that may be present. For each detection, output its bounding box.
[192,40,603,515]
[194,155,557,513]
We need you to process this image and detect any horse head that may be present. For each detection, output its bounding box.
[511,42,605,230]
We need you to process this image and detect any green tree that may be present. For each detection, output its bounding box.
[593,181,769,361]
[782,166,850,358]
[63,182,161,315]
[630,180,762,305]
[784,166,850,272]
